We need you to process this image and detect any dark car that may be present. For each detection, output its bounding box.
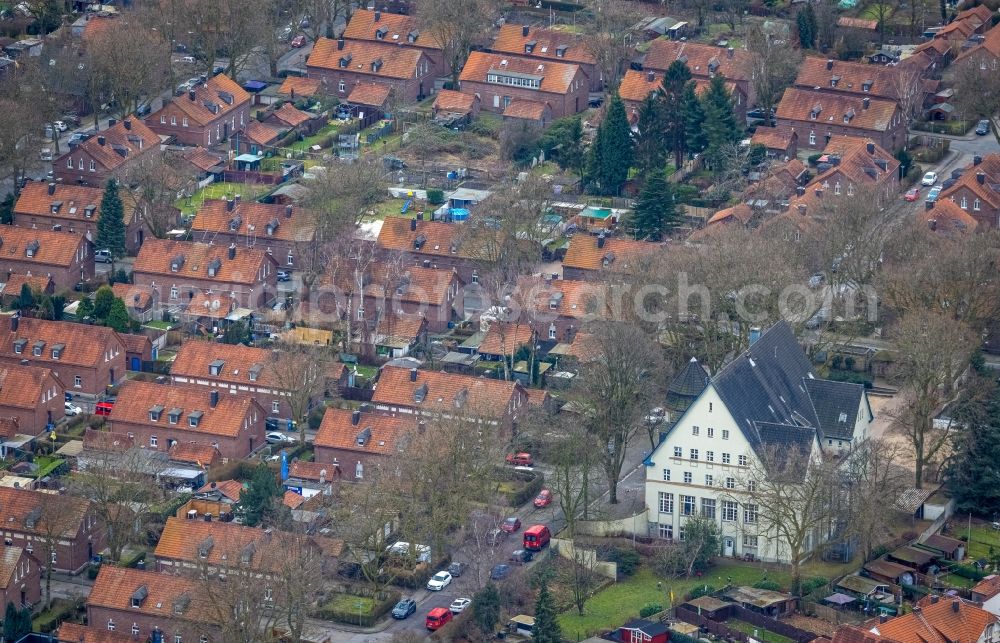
[501,516,521,533]
[213,65,225,75]
[447,561,466,577]
[392,599,417,619]
[490,564,511,580]
[265,417,280,431]
[510,549,533,564]
[976,119,991,136]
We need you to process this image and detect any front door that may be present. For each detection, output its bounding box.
[724,537,734,557]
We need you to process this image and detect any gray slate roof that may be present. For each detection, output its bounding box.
[667,357,710,398]
[805,378,865,441]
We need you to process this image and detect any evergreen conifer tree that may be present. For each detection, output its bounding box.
[96,179,126,268]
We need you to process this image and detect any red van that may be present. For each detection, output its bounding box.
[426,607,453,631]
[94,401,115,416]
[523,524,550,551]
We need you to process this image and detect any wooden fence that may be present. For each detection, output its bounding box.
[675,603,817,643]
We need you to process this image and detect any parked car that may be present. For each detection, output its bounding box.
[426,608,452,631]
[64,402,82,416]
[903,188,920,201]
[447,561,466,577]
[53,120,68,132]
[290,34,306,48]
[501,516,521,533]
[926,185,942,202]
[426,571,452,591]
[976,119,991,136]
[449,598,472,614]
[181,55,196,63]
[95,249,112,263]
[391,599,416,619]
[490,564,511,580]
[266,431,289,444]
[510,549,533,564]
[533,489,552,508]
[505,452,533,467]
[213,65,225,75]
[277,270,291,282]
[921,171,938,186]
[644,407,665,425]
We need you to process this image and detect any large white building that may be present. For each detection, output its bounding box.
[644,322,873,563]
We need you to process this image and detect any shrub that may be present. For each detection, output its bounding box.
[639,603,664,618]
[807,153,823,165]
[608,548,641,577]
[502,470,544,507]
[118,550,146,568]
[753,579,782,591]
[33,599,81,633]
[427,188,445,205]
[310,589,400,626]
[688,584,716,600]
[952,563,987,581]
[801,577,829,594]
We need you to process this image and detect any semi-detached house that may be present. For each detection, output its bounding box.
[342,9,446,77]
[939,153,1000,229]
[491,24,601,91]
[145,74,251,147]
[0,224,94,290]
[775,86,907,153]
[52,117,159,187]
[306,37,434,104]
[0,486,104,573]
[0,362,64,436]
[458,51,588,119]
[644,322,872,563]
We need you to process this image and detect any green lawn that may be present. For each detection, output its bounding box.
[324,593,375,615]
[558,562,791,638]
[290,121,340,152]
[367,198,414,221]
[859,3,893,20]
[174,182,268,217]
[727,619,795,643]
[964,525,1000,560]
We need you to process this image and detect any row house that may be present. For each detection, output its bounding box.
[53,117,159,187]
[561,234,662,281]
[307,37,434,104]
[513,274,608,343]
[795,57,911,102]
[619,68,748,124]
[107,381,265,460]
[490,24,601,91]
[342,9,446,76]
[0,545,40,608]
[922,198,979,237]
[939,153,1000,229]
[642,40,754,106]
[0,363,64,435]
[375,216,481,283]
[807,136,900,204]
[13,182,151,255]
[775,87,907,152]
[169,341,305,421]
[87,567,220,642]
[0,487,104,572]
[132,239,278,310]
[314,408,417,479]
[644,322,871,561]
[459,51,588,119]
[0,224,94,290]
[933,4,995,43]
[188,199,315,272]
[145,74,252,147]
[0,317,126,397]
[955,21,1000,72]
[371,365,528,431]
[57,623,136,643]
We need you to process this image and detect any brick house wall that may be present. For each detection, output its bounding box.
[0,326,127,398]
[52,145,115,187]
[13,209,150,257]
[189,230,299,272]
[776,114,907,153]
[2,510,104,573]
[0,373,65,436]
[108,409,265,461]
[459,70,589,119]
[311,445,385,476]
[132,267,277,310]
[307,66,430,103]
[86,606,221,643]
[147,99,250,148]
[943,184,998,228]
[0,238,94,291]
[0,549,40,608]
[165,379,297,423]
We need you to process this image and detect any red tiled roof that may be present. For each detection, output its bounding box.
[0,225,89,268]
[776,87,899,132]
[133,238,273,286]
[182,146,225,172]
[503,98,549,121]
[81,15,117,42]
[619,68,661,104]
[2,274,53,297]
[83,428,135,452]
[66,117,158,173]
[288,460,338,481]
[751,126,797,150]
[244,120,284,145]
[525,388,550,408]
[325,260,460,308]
[283,490,305,509]
[168,442,222,466]
[0,546,26,590]
[433,90,476,114]
[347,83,392,107]
[342,9,441,50]
[108,381,259,439]
[119,333,151,356]
[0,363,59,410]
[190,199,315,244]
[459,51,581,94]
[277,76,323,97]
[0,417,19,439]
[515,274,609,320]
[708,203,753,225]
[184,290,236,319]
[794,57,902,101]
[831,625,896,643]
[158,74,251,128]
[14,182,103,218]
[491,23,595,66]
[372,365,524,418]
[938,153,1000,209]
[112,283,154,311]
[563,235,661,272]
[479,323,535,357]
[837,16,878,30]
[170,341,279,388]
[643,40,751,81]
[271,103,312,127]
[923,198,979,235]
[315,407,416,456]
[197,479,243,502]
[0,318,125,369]
[375,312,426,342]
[0,487,91,539]
[877,597,996,643]
[815,135,900,187]
[57,623,138,643]
[376,216,467,257]
[87,566,212,624]
[957,22,1000,61]
[308,38,427,79]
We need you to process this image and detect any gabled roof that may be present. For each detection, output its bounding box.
[563,234,661,272]
[776,87,899,132]
[133,238,273,285]
[197,479,244,502]
[87,566,212,624]
[972,574,1000,599]
[307,38,427,79]
[0,318,125,369]
[342,9,440,50]
[244,120,284,145]
[14,182,104,219]
[433,89,477,114]
[876,597,997,643]
[0,363,60,410]
[939,153,1000,209]
[491,23,595,66]
[57,623,138,643]
[277,76,323,98]
[109,381,259,439]
[190,199,315,244]
[112,283,154,311]
[618,68,661,104]
[459,51,582,94]
[0,545,27,590]
[923,198,980,235]
[83,428,135,452]
[620,619,669,637]
[837,16,878,30]
[375,312,426,343]
[347,83,392,107]
[288,460,338,482]
[170,341,278,388]
[326,260,460,308]
[957,21,1000,61]
[182,146,226,173]
[1,274,53,297]
[0,486,91,539]
[184,290,236,319]
[168,442,222,466]
[67,117,158,172]
[283,490,305,509]
[503,98,549,121]
[707,203,753,226]
[831,625,897,643]
[314,408,416,456]
[751,126,798,151]
[270,102,312,128]
[119,333,152,356]
[478,323,535,357]
[156,74,251,128]
[372,365,523,418]
[515,275,609,321]
[643,40,751,81]
[804,378,864,440]
[0,225,89,268]
[667,357,710,398]
[376,216,467,258]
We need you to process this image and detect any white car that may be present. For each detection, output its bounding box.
[921,171,938,186]
[53,120,68,132]
[181,55,196,63]
[449,598,472,614]
[426,571,452,591]
[265,431,289,444]
[64,402,82,416]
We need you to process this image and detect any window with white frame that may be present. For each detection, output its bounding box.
[662,468,670,481]
[725,477,736,489]
[738,454,748,466]
[681,495,696,516]
[74,376,82,388]
[171,116,176,125]
[658,492,673,513]
[673,446,682,457]
[722,453,731,464]
[272,401,280,413]
[809,132,816,145]
[160,115,166,124]
[743,534,758,548]
[132,624,140,636]
[683,472,692,484]
[744,503,758,524]
[678,525,686,540]
[974,199,981,211]
[704,475,714,487]
[108,620,115,632]
[706,451,714,462]
[175,635,182,643]
[150,436,157,447]
[690,449,698,460]
[548,325,556,339]
[707,427,714,438]
[658,523,673,539]
[748,480,757,492]
[722,429,730,440]
[701,498,716,519]
[692,426,699,436]
[338,80,346,92]
[722,500,738,521]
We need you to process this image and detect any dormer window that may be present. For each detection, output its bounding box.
[356,426,372,446]
[548,291,563,310]
[51,343,64,360]
[209,359,224,376]
[407,30,419,42]
[84,205,96,218]
[265,217,279,236]
[555,44,567,57]
[172,594,190,615]
[32,340,44,357]
[130,585,148,608]
[413,234,426,250]
[228,215,241,231]
[830,75,840,87]
[371,58,383,73]
[810,105,821,120]
[168,408,181,424]
[188,411,203,427]
[525,40,536,54]
[338,54,352,68]
[25,240,39,258]
[413,383,428,403]
[50,201,62,214]
[375,26,387,39]
[13,339,26,354]
[197,537,213,559]
[207,258,222,277]
[170,254,185,272]
[862,80,872,92]
[249,363,263,382]
[149,405,164,422]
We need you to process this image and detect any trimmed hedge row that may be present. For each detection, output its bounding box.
[503,470,544,507]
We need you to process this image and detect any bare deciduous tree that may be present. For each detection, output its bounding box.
[268,342,333,442]
[843,438,910,562]
[951,58,1000,119]
[582,0,639,88]
[85,16,171,120]
[746,25,802,117]
[418,0,499,86]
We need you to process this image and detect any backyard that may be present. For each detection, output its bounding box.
[727,619,796,643]
[290,121,340,152]
[174,182,270,217]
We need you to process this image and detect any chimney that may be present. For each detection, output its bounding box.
[929,218,938,231]
[262,528,273,543]
[974,155,982,166]
[931,595,939,604]
[797,203,807,215]
[410,368,418,382]
[234,194,241,203]
[285,204,293,218]
[727,46,734,58]
[227,244,236,260]
[416,211,424,220]
[879,615,888,624]
[647,70,655,82]
[226,198,235,212]
[815,187,824,198]
[352,410,360,425]
[597,233,606,249]
[374,9,381,21]
[290,88,295,100]
[108,118,117,127]
[47,182,55,195]
[337,38,345,50]
[211,481,217,489]
[204,513,212,522]
[97,136,105,146]
[210,389,219,408]
[189,89,196,101]
[952,600,960,613]
[977,172,986,184]
[826,59,833,70]
[123,119,131,130]
[10,316,17,332]
[796,186,805,196]
[410,218,417,231]
[866,142,875,155]
[522,25,529,37]
[418,420,426,434]
[862,97,870,110]
[926,199,934,211]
